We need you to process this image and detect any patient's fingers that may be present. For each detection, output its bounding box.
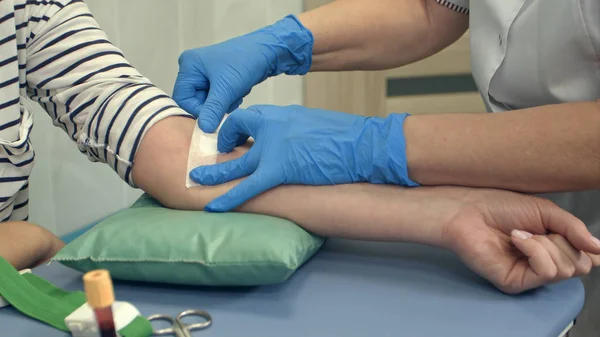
[190,153,254,186]
[542,205,600,255]
[511,230,557,289]
[534,235,576,279]
[587,252,600,267]
[547,234,592,277]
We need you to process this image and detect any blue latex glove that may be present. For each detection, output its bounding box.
[173,15,313,132]
[190,105,419,212]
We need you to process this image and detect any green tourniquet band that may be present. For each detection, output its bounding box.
[119,316,154,337]
[0,257,81,331]
[22,273,87,308]
[0,257,152,337]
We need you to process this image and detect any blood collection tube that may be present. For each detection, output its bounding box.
[83,269,118,337]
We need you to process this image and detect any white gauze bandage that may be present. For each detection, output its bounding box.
[186,117,228,188]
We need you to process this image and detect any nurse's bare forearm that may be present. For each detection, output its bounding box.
[132,116,454,247]
[406,101,600,192]
[299,0,468,71]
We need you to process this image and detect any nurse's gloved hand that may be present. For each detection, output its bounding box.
[190,105,419,212]
[173,15,313,133]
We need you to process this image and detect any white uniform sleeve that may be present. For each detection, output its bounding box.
[434,0,470,14]
[21,0,190,187]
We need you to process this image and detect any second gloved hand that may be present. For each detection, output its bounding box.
[190,105,419,212]
[173,15,313,132]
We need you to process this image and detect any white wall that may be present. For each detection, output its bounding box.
[28,0,304,236]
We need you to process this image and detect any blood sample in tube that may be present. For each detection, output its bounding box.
[83,269,118,337]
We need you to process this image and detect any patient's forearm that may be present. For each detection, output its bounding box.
[132,117,457,247]
[242,183,458,247]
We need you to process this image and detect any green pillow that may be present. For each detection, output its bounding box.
[53,194,325,286]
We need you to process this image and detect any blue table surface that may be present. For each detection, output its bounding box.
[0,238,584,337]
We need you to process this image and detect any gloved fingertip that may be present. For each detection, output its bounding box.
[191,167,220,186]
[197,118,216,133]
[189,168,202,184]
[188,109,199,119]
[199,116,218,133]
[204,201,227,213]
[182,102,200,119]
[199,98,228,132]
[227,98,244,114]
[235,136,250,147]
[217,142,236,154]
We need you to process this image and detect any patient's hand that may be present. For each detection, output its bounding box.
[443,189,600,294]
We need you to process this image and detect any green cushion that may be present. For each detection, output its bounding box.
[53,194,325,286]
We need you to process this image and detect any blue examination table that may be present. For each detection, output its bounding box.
[0,223,583,336]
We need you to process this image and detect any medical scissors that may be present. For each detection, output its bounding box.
[148,309,212,337]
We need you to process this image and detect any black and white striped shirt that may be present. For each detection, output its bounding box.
[0,0,188,221]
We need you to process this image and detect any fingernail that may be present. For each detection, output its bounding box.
[512,230,533,240]
[591,236,600,248]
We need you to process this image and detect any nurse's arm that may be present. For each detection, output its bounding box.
[131,116,449,247]
[405,100,600,192]
[299,0,468,71]
[130,116,600,295]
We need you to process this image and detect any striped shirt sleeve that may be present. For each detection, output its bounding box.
[434,0,469,14]
[20,0,190,186]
